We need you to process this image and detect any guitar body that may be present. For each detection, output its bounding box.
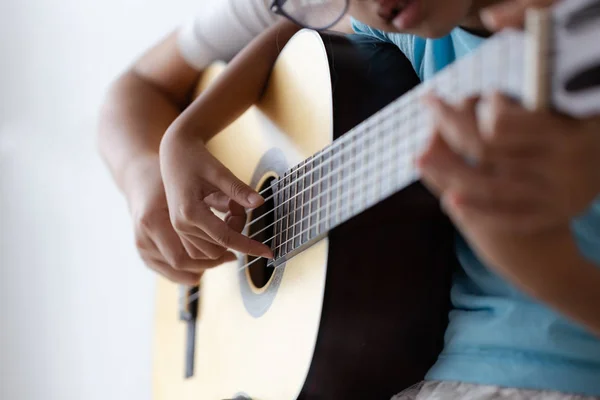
[153,30,457,400]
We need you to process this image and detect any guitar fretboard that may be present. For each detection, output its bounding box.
[266,31,525,264]
[255,0,600,267]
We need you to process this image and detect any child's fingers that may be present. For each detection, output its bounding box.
[417,132,447,197]
[424,93,552,164]
[443,191,557,235]
[424,94,485,162]
[419,132,544,212]
[478,93,557,154]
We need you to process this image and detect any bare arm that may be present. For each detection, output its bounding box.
[97,31,201,197]
[98,17,352,197]
[157,20,302,262]
[97,17,307,283]
[163,20,301,145]
[97,8,350,283]
[500,228,600,337]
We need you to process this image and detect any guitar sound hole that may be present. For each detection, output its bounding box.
[246,176,276,290]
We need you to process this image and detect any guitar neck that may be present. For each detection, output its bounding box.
[266,0,600,266]
[268,30,527,264]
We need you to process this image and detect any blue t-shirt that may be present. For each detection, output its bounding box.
[351,18,600,396]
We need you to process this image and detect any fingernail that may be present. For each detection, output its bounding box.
[262,249,274,259]
[480,9,499,29]
[246,192,263,207]
[476,99,493,138]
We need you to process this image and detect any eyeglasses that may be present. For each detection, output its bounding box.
[270,0,350,31]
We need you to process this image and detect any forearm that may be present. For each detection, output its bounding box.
[98,71,183,195]
[165,20,301,144]
[546,256,600,337]
[98,30,202,197]
[497,228,600,337]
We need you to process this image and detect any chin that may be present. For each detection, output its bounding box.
[365,17,458,38]
[418,26,454,38]
[410,19,458,38]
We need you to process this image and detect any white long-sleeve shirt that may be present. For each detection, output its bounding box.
[177,0,281,70]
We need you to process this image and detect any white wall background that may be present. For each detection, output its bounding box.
[0,1,210,398]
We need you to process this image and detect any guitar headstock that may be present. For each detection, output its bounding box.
[552,0,600,116]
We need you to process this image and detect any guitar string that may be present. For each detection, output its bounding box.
[238,121,428,272]
[248,28,522,202]
[231,120,416,275]
[243,52,481,239]
[249,87,405,200]
[282,105,405,258]
[238,35,518,272]
[244,90,416,230]
[182,32,520,304]
[240,31,513,230]
[181,107,411,302]
[241,125,408,269]
[183,114,410,304]
[244,97,426,232]
[246,93,423,240]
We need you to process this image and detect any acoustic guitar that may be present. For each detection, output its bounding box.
[153,1,600,399]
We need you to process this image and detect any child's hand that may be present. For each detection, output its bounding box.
[481,0,558,31]
[124,155,238,285]
[418,93,600,234]
[159,127,274,265]
[417,93,600,319]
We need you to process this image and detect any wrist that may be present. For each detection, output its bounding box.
[121,152,160,201]
[163,116,207,146]
[510,228,590,299]
[539,254,600,336]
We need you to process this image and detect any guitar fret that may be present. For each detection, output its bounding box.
[380,112,392,198]
[361,123,370,211]
[315,153,323,235]
[336,142,344,224]
[293,167,301,250]
[274,179,284,259]
[367,122,377,208]
[301,162,310,244]
[350,129,359,215]
[386,112,396,197]
[375,113,385,201]
[307,156,316,240]
[321,151,331,234]
[327,146,335,228]
[284,173,292,256]
[265,23,600,265]
[285,172,293,255]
